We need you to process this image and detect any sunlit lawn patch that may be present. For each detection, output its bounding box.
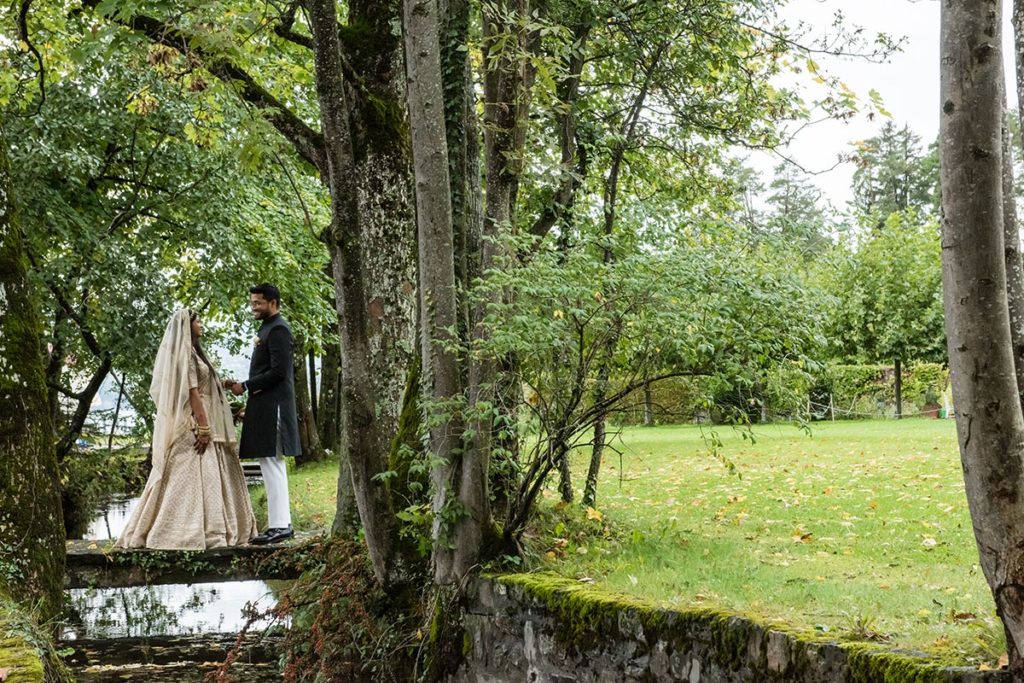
[273,420,1004,666]
[531,418,1003,666]
[251,457,339,532]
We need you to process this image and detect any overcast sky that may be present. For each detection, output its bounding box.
[754,0,1015,209]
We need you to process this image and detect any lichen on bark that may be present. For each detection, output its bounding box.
[0,125,66,625]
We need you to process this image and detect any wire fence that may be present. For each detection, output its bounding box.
[808,397,953,420]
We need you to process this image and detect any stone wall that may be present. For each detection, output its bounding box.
[453,575,1008,683]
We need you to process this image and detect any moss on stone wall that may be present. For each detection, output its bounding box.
[0,594,73,683]
[494,574,996,682]
[842,643,962,683]
[501,573,755,652]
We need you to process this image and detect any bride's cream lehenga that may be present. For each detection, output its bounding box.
[116,312,257,550]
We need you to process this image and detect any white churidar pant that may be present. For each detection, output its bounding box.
[260,420,292,528]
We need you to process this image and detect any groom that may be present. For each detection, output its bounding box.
[228,283,300,544]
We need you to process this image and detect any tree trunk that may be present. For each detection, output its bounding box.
[578,45,660,510]
[1007,93,1024,402]
[490,353,522,516]
[317,334,342,451]
[440,0,481,338]
[309,0,405,584]
[0,125,66,624]
[582,396,606,508]
[458,0,538,565]
[293,340,327,466]
[894,357,902,420]
[942,1,1024,674]
[643,381,654,426]
[308,348,318,422]
[402,0,472,585]
[56,356,111,459]
[557,444,574,503]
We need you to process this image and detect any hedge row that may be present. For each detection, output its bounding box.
[612,363,949,426]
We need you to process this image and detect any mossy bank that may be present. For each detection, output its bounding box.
[0,595,72,683]
[452,574,1008,683]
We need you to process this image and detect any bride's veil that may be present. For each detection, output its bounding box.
[148,310,194,487]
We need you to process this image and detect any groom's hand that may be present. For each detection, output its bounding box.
[229,381,245,396]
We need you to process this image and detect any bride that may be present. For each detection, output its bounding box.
[116,309,257,549]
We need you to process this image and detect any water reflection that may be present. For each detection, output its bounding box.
[68,492,284,641]
[81,494,139,541]
[64,580,284,639]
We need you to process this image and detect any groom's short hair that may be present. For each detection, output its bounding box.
[250,283,281,306]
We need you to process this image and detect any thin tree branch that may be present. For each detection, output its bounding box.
[82,0,327,174]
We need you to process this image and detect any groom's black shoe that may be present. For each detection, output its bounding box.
[251,526,294,545]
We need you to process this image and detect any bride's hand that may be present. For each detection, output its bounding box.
[194,433,210,454]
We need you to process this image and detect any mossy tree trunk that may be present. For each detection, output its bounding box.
[307,0,420,586]
[941,1,1024,676]
[0,125,66,625]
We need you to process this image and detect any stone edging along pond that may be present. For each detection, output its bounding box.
[455,574,1009,683]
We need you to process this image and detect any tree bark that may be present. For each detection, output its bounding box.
[0,125,66,624]
[309,0,402,584]
[942,0,1024,674]
[581,408,604,507]
[317,319,342,452]
[55,355,111,459]
[308,348,318,422]
[894,357,903,420]
[461,0,538,564]
[643,381,654,426]
[1006,102,1024,402]
[293,339,327,466]
[402,0,472,584]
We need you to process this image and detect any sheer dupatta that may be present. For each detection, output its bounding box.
[148,310,195,491]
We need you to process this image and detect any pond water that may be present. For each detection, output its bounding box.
[66,492,283,640]
[79,494,138,541]
[63,580,283,640]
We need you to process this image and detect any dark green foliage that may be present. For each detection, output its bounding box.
[851,123,939,226]
[826,211,945,369]
[60,447,147,538]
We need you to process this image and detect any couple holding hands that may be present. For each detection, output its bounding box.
[116,284,299,550]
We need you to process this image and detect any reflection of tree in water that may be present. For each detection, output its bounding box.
[66,584,232,639]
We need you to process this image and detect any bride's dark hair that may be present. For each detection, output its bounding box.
[188,309,217,374]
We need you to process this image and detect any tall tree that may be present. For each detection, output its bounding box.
[941,0,1024,675]
[851,122,938,226]
[0,124,65,624]
[402,0,468,584]
[830,212,945,418]
[764,162,830,257]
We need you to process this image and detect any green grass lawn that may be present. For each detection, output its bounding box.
[250,457,340,532]
[533,418,1002,666]
[270,418,1004,666]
